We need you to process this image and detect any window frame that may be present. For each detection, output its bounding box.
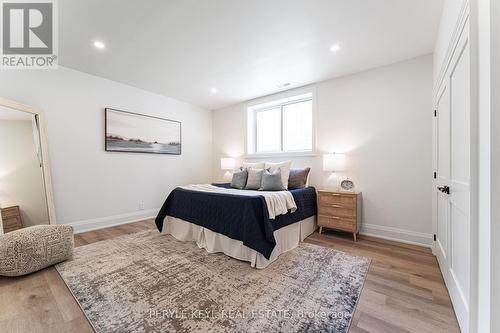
[246,89,316,158]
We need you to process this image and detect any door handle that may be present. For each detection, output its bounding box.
[437,185,450,195]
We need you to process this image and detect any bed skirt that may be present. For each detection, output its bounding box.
[162,216,317,269]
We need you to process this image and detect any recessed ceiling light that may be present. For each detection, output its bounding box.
[210,88,218,94]
[330,43,341,52]
[93,40,106,49]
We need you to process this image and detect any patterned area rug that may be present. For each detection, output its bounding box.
[56,230,370,333]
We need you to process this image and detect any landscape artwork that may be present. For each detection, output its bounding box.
[105,108,181,154]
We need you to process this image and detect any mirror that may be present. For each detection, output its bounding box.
[0,100,55,233]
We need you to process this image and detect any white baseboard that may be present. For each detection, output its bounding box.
[360,223,433,248]
[65,211,433,248]
[67,209,159,234]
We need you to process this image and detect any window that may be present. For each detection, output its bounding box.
[247,92,313,155]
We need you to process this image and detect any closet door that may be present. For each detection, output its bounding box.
[434,24,471,332]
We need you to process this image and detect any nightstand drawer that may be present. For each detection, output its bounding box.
[1,206,20,219]
[1,206,23,233]
[318,204,356,219]
[318,215,356,232]
[318,192,356,208]
[2,217,22,229]
[4,225,22,233]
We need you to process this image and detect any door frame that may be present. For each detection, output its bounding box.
[0,97,57,225]
[432,5,479,332]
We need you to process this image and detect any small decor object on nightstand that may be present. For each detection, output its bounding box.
[317,190,362,241]
[340,179,355,191]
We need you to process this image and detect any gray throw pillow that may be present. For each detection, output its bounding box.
[245,168,264,190]
[230,168,248,189]
[261,168,285,191]
[288,167,311,189]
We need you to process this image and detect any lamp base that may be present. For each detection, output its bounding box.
[324,173,342,191]
[222,170,233,182]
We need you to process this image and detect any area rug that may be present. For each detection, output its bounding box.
[56,230,370,333]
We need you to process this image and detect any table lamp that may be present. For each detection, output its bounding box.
[323,153,347,190]
[220,157,236,181]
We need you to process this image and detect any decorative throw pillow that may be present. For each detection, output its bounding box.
[230,168,248,189]
[265,161,292,189]
[261,168,285,191]
[288,167,311,189]
[245,168,264,190]
[242,162,265,169]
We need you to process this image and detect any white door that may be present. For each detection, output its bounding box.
[435,82,450,276]
[434,25,471,333]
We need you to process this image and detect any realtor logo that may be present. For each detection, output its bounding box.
[1,0,58,69]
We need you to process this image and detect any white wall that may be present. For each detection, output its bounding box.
[0,67,212,232]
[212,55,434,246]
[0,120,50,227]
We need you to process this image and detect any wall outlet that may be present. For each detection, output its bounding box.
[139,201,145,210]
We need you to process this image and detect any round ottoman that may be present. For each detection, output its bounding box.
[0,224,74,277]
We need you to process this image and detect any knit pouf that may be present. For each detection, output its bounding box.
[0,225,74,277]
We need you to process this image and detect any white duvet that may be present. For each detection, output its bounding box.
[179,184,297,219]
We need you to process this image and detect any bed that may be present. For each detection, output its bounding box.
[155,183,317,268]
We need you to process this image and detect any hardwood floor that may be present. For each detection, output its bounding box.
[0,220,460,333]
[306,232,460,333]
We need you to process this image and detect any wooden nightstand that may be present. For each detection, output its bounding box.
[1,206,23,233]
[317,190,361,241]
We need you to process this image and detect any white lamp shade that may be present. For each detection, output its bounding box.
[323,153,346,172]
[220,157,236,170]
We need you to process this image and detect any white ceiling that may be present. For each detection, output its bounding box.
[59,0,443,110]
[0,106,32,120]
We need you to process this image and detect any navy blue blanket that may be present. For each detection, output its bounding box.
[155,185,317,259]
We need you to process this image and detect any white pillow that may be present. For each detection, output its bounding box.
[242,162,265,169]
[265,161,291,189]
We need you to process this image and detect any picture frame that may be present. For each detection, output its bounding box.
[104,108,181,155]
